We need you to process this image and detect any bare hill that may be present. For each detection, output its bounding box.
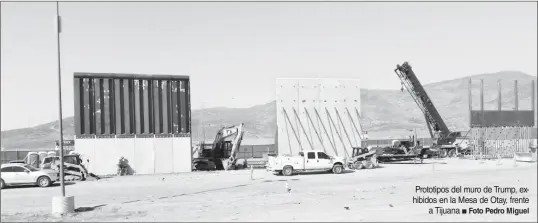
[1,71,536,149]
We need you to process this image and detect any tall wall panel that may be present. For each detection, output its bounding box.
[179,81,188,133]
[114,79,124,134]
[153,80,162,134]
[142,80,150,134]
[134,136,155,175]
[276,78,362,159]
[74,78,83,136]
[122,79,132,134]
[154,136,174,174]
[103,79,112,134]
[171,81,180,134]
[73,72,192,175]
[93,136,115,175]
[185,81,191,133]
[276,79,300,155]
[173,137,192,172]
[134,80,142,134]
[297,79,321,152]
[73,136,95,173]
[94,79,102,135]
[83,79,92,134]
[161,81,170,134]
[114,136,136,172]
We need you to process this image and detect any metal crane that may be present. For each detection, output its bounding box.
[394,62,468,158]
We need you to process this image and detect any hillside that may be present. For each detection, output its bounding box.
[1,71,536,149]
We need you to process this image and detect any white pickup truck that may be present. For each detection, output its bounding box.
[266,150,347,176]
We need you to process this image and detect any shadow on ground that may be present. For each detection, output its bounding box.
[3,181,76,190]
[75,204,107,213]
[122,183,254,204]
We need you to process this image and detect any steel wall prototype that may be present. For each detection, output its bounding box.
[73,73,192,175]
[73,73,191,137]
[276,78,363,159]
[470,111,535,127]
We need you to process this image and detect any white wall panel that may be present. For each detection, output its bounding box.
[154,137,174,174]
[173,137,192,173]
[115,137,136,174]
[298,79,321,152]
[74,137,95,173]
[75,136,191,176]
[93,137,116,175]
[276,79,301,155]
[276,78,362,159]
[134,137,155,175]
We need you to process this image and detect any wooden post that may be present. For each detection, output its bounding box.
[514,80,518,111]
[531,80,537,126]
[498,79,502,111]
[480,79,484,126]
[469,79,473,127]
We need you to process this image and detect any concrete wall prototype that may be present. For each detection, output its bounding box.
[75,136,191,176]
[276,78,364,159]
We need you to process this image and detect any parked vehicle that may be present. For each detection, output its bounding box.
[0,163,59,189]
[266,150,347,176]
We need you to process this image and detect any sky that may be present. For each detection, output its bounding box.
[1,1,537,131]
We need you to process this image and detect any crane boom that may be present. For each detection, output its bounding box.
[394,62,453,145]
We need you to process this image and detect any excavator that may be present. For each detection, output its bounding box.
[192,123,247,171]
[394,62,472,158]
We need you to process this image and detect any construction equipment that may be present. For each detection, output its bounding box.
[10,152,90,181]
[347,147,378,169]
[117,156,134,176]
[514,140,538,162]
[192,123,246,171]
[374,140,428,163]
[43,154,90,181]
[394,62,471,158]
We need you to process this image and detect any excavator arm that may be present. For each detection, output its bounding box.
[212,123,245,170]
[212,123,244,148]
[394,62,455,145]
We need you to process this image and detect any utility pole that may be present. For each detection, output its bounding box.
[55,1,66,197]
[52,2,74,216]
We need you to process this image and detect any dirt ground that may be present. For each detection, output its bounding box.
[1,158,536,222]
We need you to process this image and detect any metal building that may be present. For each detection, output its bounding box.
[275,78,366,159]
[73,72,192,175]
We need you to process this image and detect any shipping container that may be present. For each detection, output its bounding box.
[73,73,191,137]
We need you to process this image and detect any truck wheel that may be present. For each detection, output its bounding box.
[447,149,457,158]
[353,161,364,169]
[438,149,448,158]
[282,166,293,176]
[37,176,52,188]
[332,164,343,174]
[0,179,5,189]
